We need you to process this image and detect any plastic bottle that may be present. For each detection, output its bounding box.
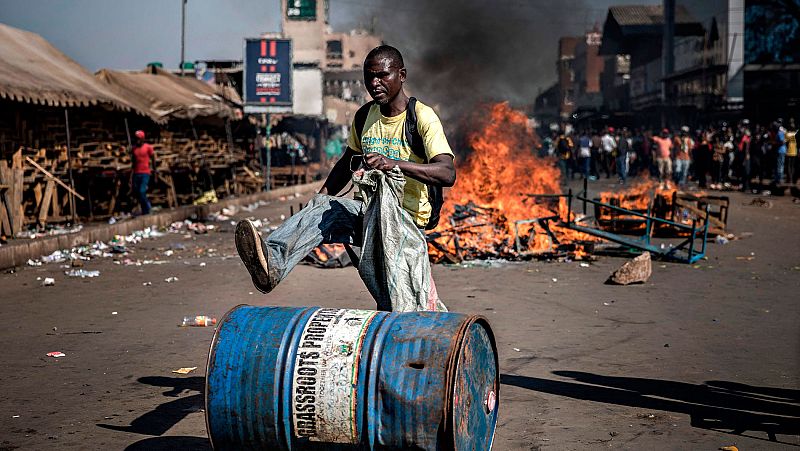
[180,315,218,327]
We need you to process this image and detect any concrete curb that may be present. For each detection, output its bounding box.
[0,181,323,270]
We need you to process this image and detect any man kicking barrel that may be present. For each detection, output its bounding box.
[235,45,456,311]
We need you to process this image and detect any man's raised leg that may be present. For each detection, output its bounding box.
[235,194,362,293]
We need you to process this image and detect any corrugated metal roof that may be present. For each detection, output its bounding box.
[608,4,696,26]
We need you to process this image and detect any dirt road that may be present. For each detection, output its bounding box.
[1,183,798,450]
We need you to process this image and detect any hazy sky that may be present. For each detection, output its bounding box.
[0,0,648,67]
[1,0,679,89]
[0,0,283,70]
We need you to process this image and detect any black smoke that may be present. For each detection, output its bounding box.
[336,0,597,121]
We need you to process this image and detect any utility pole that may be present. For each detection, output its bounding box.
[180,0,187,76]
[661,0,675,127]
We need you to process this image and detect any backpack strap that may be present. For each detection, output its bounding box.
[353,101,375,146]
[404,97,427,162]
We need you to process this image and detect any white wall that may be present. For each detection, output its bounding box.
[293,68,323,116]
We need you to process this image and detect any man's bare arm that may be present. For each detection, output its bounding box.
[320,147,358,195]
[363,152,456,187]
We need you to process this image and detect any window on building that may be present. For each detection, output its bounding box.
[326,40,343,60]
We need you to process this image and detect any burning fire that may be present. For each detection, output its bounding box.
[427,102,594,262]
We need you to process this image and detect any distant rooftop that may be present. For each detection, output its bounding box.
[607,4,697,27]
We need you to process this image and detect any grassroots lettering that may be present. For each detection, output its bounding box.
[293,308,338,437]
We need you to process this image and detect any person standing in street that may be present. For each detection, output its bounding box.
[578,130,591,180]
[673,126,693,188]
[775,121,787,185]
[694,129,711,189]
[554,131,574,183]
[131,130,155,215]
[616,128,630,184]
[590,129,602,179]
[785,119,797,185]
[652,128,673,189]
[600,127,616,179]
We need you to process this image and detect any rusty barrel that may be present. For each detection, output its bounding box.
[205,305,499,450]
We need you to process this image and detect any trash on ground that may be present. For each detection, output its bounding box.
[715,235,729,245]
[164,276,179,283]
[164,250,174,257]
[607,252,651,285]
[111,311,118,315]
[143,281,152,286]
[172,367,198,375]
[46,351,65,358]
[180,315,217,327]
[513,347,521,352]
[744,198,772,208]
[579,262,590,267]
[16,224,83,240]
[66,269,100,278]
[719,446,739,451]
[42,277,55,286]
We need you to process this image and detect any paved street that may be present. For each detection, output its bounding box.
[1,182,798,450]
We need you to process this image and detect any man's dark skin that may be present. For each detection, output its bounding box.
[320,54,456,196]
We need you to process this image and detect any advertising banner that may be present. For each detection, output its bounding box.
[244,38,292,113]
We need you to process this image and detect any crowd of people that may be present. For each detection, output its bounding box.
[540,118,799,193]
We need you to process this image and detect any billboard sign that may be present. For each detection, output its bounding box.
[286,0,316,20]
[243,38,292,113]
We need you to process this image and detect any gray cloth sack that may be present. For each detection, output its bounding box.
[352,167,447,312]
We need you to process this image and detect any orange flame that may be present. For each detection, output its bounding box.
[428,103,594,261]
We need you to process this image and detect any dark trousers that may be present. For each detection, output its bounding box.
[132,173,151,215]
[600,152,612,178]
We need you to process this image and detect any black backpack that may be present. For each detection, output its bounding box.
[353,97,444,230]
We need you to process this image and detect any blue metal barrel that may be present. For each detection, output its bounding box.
[205,305,499,450]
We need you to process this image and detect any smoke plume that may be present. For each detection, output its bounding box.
[343,0,594,122]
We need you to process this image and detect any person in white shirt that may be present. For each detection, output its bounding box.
[600,127,617,179]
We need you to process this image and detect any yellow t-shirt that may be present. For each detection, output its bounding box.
[347,100,454,227]
[786,130,797,157]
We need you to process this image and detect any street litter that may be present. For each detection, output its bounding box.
[26,226,169,266]
[42,277,55,286]
[180,315,217,327]
[208,212,230,221]
[17,224,83,240]
[164,250,174,256]
[579,262,590,267]
[744,197,772,208]
[715,235,729,245]
[513,347,521,352]
[164,277,179,283]
[719,446,739,451]
[111,312,118,315]
[66,269,100,278]
[143,281,152,286]
[551,277,558,282]
[172,367,198,375]
[46,351,65,358]
[607,252,651,285]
